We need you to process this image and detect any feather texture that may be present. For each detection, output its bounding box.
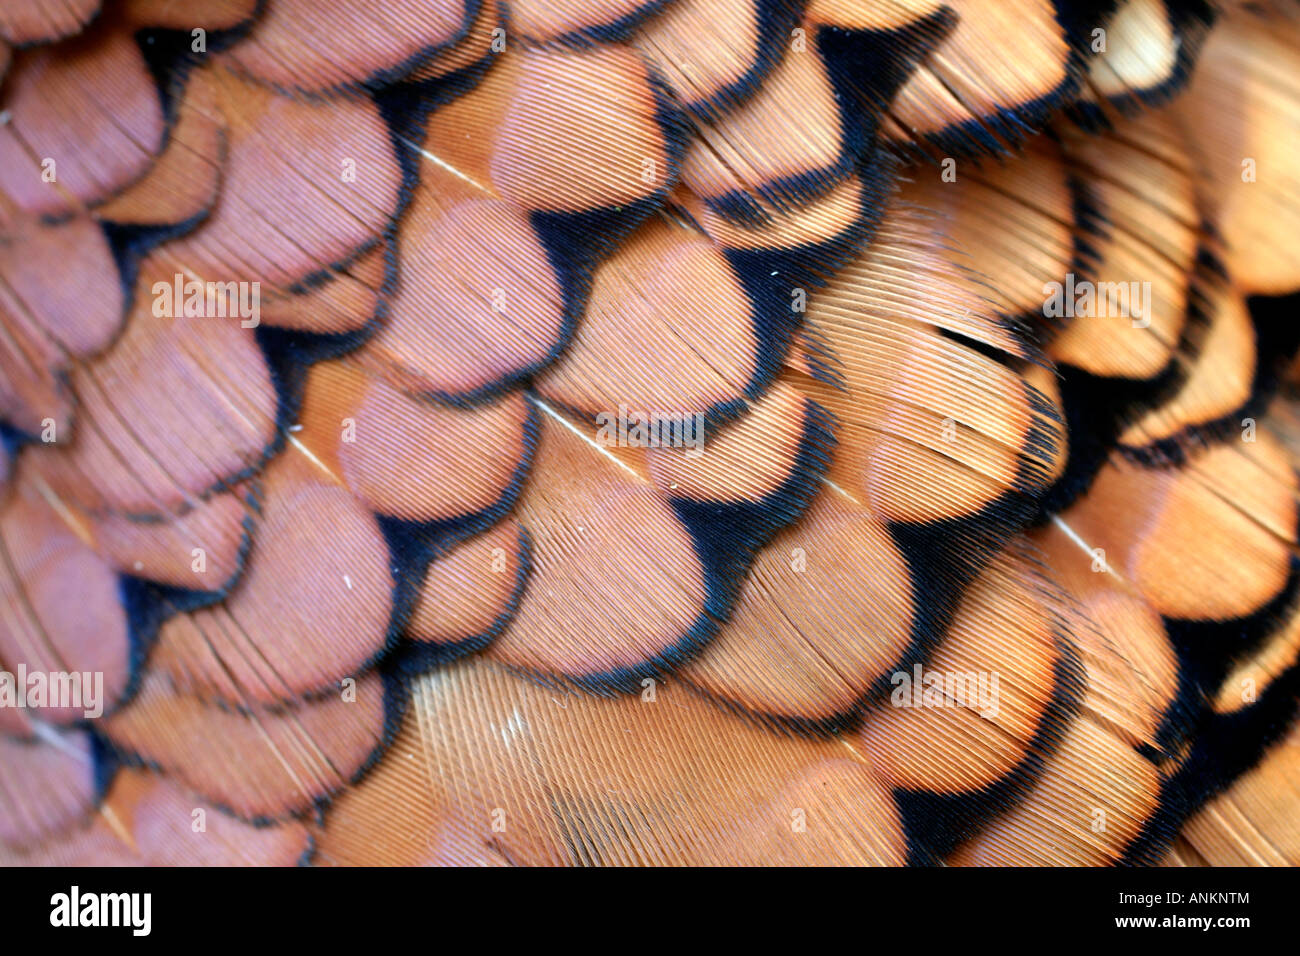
[1,0,1299,868]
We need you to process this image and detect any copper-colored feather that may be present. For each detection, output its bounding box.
[2,0,1300,872]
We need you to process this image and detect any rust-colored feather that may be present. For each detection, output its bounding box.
[1,0,1299,874]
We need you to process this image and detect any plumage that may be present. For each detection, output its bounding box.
[2,0,1300,869]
